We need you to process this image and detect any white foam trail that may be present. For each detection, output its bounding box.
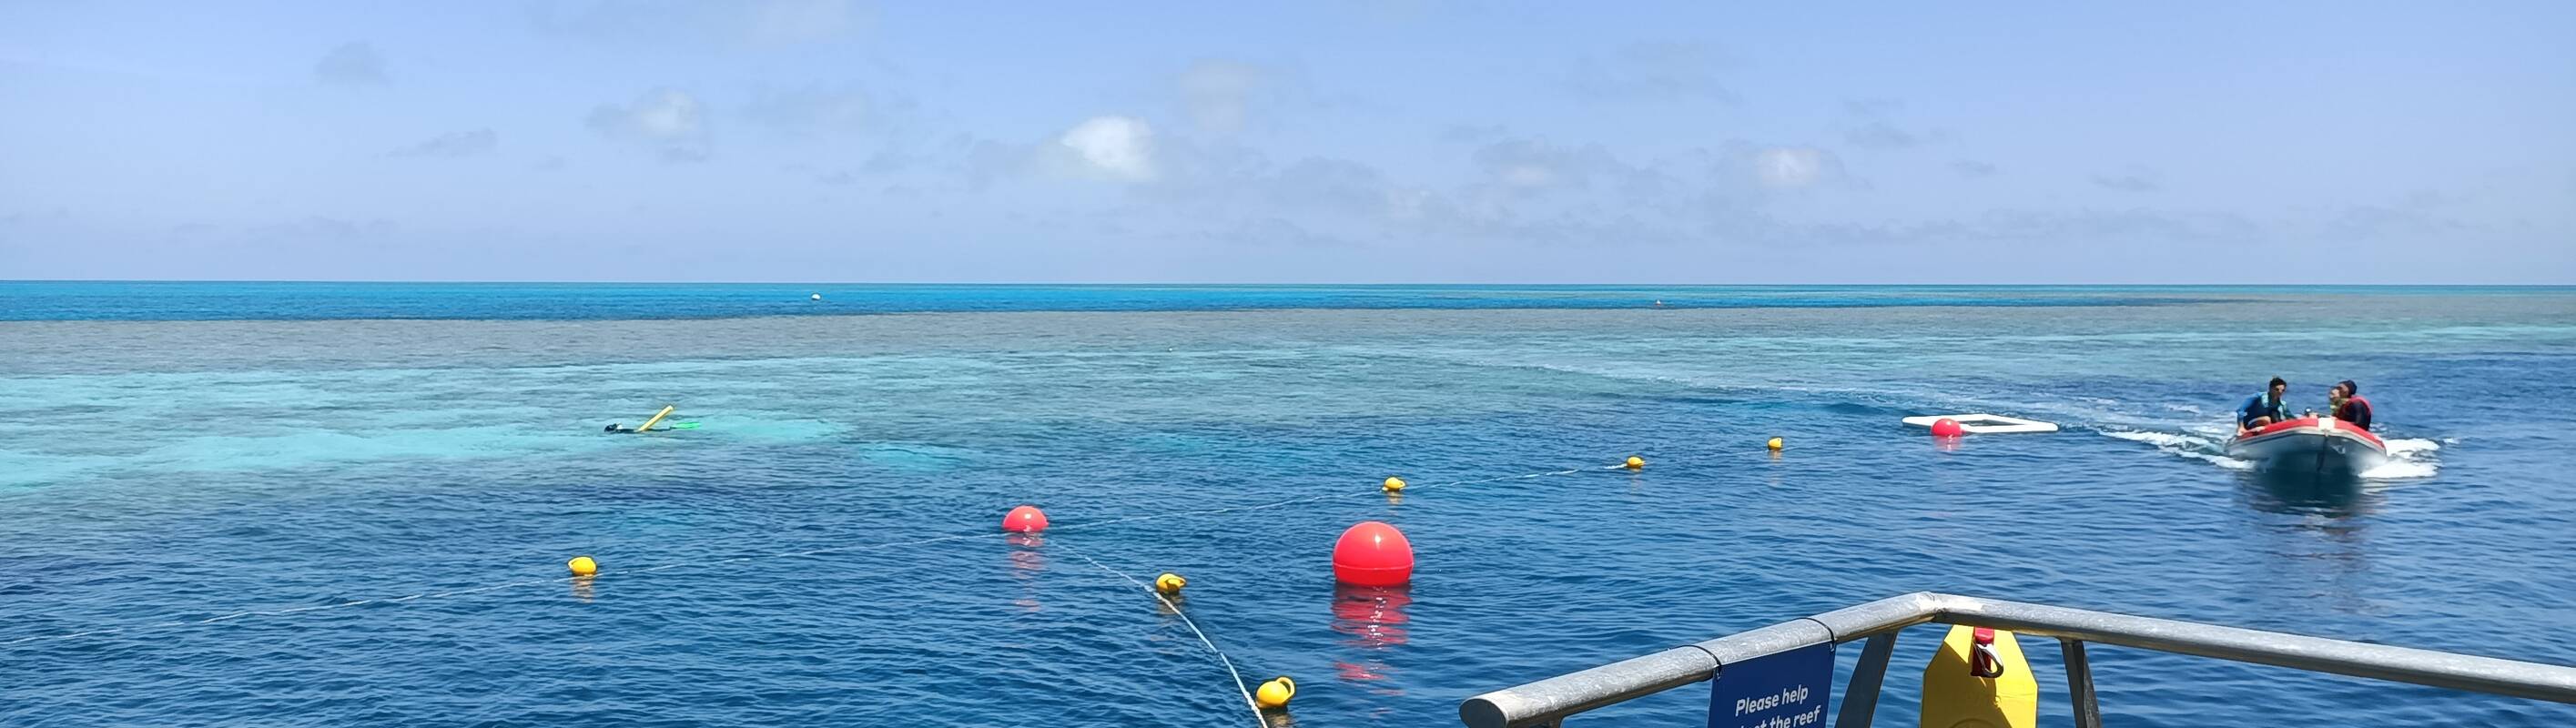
[2384,438,2440,457]
[2102,430,2253,470]
[2361,460,2438,480]
[2100,430,2194,448]
[2363,438,2442,480]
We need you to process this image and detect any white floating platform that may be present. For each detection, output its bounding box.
[1902,413,2061,434]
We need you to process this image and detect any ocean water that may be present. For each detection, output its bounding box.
[3,284,2573,727]
[0,281,2418,321]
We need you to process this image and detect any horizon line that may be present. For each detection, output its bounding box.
[7,279,2573,288]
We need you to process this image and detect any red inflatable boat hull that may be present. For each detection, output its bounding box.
[2225,417,2388,474]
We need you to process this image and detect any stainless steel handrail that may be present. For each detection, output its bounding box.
[1460,592,2576,728]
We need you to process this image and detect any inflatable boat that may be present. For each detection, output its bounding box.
[2225,416,2388,474]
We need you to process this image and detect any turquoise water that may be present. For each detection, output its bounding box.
[4,285,2574,726]
[0,281,2252,321]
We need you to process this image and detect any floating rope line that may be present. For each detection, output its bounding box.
[1,460,1632,650]
[1060,542,1264,727]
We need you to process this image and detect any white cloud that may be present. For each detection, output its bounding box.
[1840,100,1947,151]
[634,94,701,138]
[1565,41,1735,103]
[249,216,399,240]
[1753,147,1835,188]
[1439,124,1507,143]
[1498,165,1556,188]
[1178,60,1268,134]
[1469,138,1665,200]
[744,0,867,46]
[1951,160,1998,177]
[392,128,497,158]
[1055,116,1158,182]
[587,88,711,161]
[1383,187,1435,221]
[529,0,870,47]
[1474,139,1588,191]
[1846,121,1924,150]
[2092,166,2162,192]
[743,85,871,137]
[314,42,386,86]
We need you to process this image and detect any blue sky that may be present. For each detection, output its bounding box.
[2,1,2571,282]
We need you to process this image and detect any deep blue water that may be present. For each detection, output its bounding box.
[4,285,2574,727]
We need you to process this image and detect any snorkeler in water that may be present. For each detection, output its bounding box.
[603,405,698,433]
[603,422,680,433]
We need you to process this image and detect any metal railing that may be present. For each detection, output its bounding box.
[1460,592,2576,728]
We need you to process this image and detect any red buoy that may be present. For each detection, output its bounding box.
[1002,505,1049,532]
[1931,418,1965,438]
[1333,521,1415,587]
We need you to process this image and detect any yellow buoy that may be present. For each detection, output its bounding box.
[1382,476,1406,492]
[1921,625,2038,728]
[1254,676,1296,709]
[567,555,598,576]
[1767,437,1784,451]
[1624,455,1645,470]
[1154,572,1187,595]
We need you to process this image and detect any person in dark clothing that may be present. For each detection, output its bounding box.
[603,422,679,433]
[2237,377,2290,433]
[2329,379,2374,430]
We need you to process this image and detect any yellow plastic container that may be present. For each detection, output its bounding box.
[1921,625,2037,728]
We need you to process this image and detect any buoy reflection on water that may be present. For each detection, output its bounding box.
[1006,532,1046,612]
[1006,532,1047,571]
[1333,584,1411,697]
[566,555,600,602]
[1331,584,1411,650]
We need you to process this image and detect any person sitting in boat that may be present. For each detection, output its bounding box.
[2236,377,2290,432]
[2329,379,2374,430]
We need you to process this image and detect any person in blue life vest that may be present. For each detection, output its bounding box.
[2237,377,2290,434]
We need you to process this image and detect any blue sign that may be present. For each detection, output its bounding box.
[1708,642,1834,728]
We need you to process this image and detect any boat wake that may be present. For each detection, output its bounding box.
[2363,439,2442,480]
[2102,429,2253,470]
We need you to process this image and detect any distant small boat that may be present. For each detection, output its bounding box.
[2226,416,2388,474]
[811,293,824,301]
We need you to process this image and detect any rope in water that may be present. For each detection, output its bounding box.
[0,461,1630,650]
[1060,542,1265,727]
